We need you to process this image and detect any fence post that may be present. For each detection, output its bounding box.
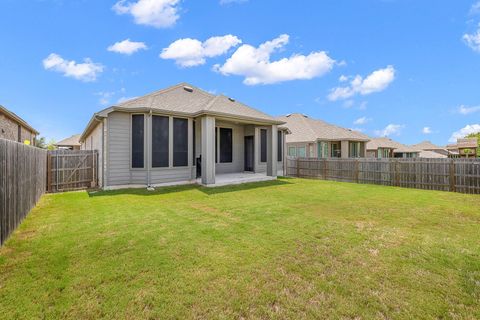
[323,159,327,179]
[296,158,300,177]
[449,160,456,192]
[46,152,51,192]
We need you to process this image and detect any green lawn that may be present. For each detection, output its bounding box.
[0,178,479,319]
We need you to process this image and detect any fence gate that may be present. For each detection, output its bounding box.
[47,150,98,193]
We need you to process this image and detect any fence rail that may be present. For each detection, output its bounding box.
[47,150,98,193]
[286,157,480,194]
[0,139,47,245]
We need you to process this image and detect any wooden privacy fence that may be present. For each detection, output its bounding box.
[0,139,47,245]
[47,150,98,193]
[286,157,480,194]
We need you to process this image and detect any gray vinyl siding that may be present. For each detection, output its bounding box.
[80,120,104,187]
[107,112,135,186]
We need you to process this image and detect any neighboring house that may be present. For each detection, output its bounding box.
[446,138,478,158]
[366,137,420,158]
[55,134,81,150]
[276,113,370,159]
[0,105,38,146]
[80,83,287,189]
[411,141,448,158]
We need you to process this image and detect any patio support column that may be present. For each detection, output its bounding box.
[341,140,349,158]
[267,125,278,177]
[201,116,215,185]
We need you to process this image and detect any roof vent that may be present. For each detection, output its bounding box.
[286,113,292,117]
[228,97,235,102]
[183,86,193,92]
[302,114,308,118]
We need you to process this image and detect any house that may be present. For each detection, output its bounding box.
[79,83,287,189]
[366,137,420,158]
[446,138,478,158]
[275,113,370,158]
[55,134,81,150]
[0,105,38,146]
[411,141,448,158]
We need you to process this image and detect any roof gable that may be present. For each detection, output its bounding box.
[276,113,370,143]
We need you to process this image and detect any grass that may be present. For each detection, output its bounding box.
[0,178,479,319]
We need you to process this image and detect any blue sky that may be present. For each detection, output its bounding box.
[1,0,479,145]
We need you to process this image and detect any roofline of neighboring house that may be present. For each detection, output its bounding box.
[80,107,286,143]
[288,137,370,144]
[0,105,39,135]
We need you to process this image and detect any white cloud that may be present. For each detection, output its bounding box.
[160,35,242,67]
[220,0,248,4]
[327,66,396,101]
[374,124,404,137]
[214,34,336,85]
[422,127,432,134]
[463,24,480,52]
[113,0,180,28]
[449,124,480,142]
[43,53,104,82]
[353,116,371,125]
[358,101,368,110]
[458,104,480,115]
[339,75,349,82]
[108,39,147,55]
[470,1,480,15]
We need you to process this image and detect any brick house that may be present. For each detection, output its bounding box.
[0,105,39,146]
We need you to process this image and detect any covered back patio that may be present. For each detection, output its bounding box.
[195,115,285,186]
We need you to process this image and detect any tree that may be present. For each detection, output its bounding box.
[34,137,47,149]
[46,139,57,151]
[465,132,480,157]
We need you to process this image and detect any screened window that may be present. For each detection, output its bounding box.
[277,131,282,161]
[297,146,306,158]
[260,129,267,162]
[288,146,296,157]
[219,128,233,163]
[131,114,145,168]
[192,121,196,164]
[173,118,188,167]
[152,115,169,168]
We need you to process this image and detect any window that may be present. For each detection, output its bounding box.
[152,115,169,168]
[297,146,306,158]
[260,129,267,162]
[318,141,328,158]
[131,114,145,168]
[331,143,341,158]
[277,131,282,161]
[220,128,233,163]
[288,146,296,157]
[173,118,188,167]
[349,142,360,158]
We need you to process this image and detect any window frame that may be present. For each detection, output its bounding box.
[297,146,306,158]
[130,113,146,169]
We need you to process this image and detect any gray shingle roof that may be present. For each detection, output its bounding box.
[366,137,419,153]
[275,113,370,143]
[104,83,281,123]
[56,134,81,147]
[419,150,448,158]
[411,140,445,150]
[82,83,284,142]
